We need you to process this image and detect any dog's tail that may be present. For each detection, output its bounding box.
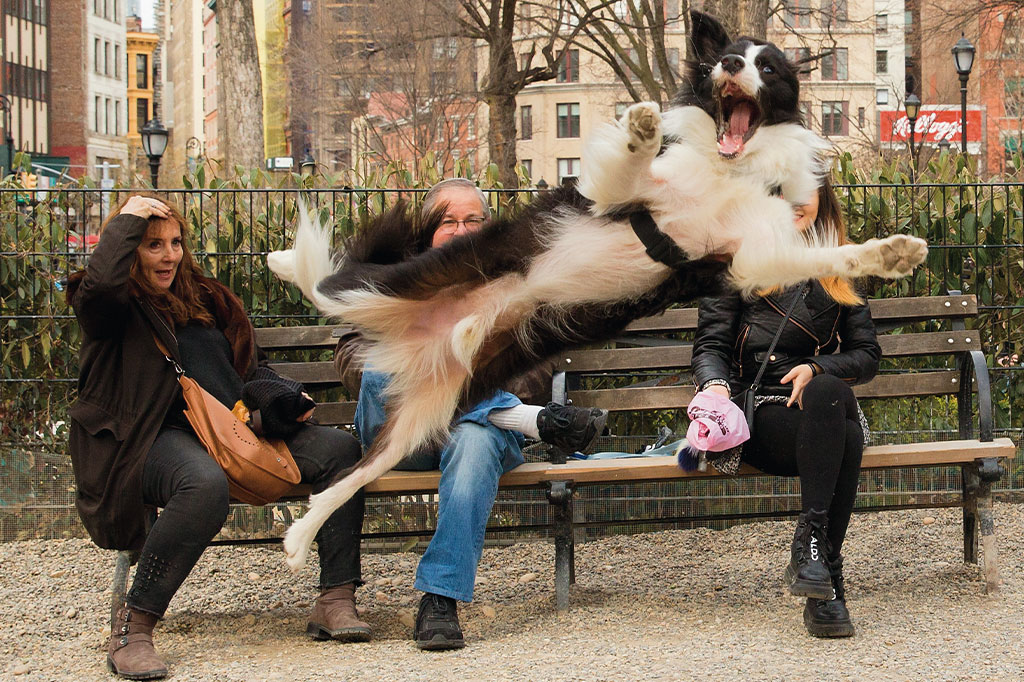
[282,362,466,572]
[267,201,340,314]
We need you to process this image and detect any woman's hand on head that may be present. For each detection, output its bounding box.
[781,364,815,408]
[120,196,172,220]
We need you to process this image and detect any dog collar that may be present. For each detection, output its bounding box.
[629,210,692,270]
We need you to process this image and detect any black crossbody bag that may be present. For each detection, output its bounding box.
[738,284,809,435]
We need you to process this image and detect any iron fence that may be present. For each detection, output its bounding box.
[1,184,1022,545]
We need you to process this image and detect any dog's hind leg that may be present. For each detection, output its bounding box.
[282,366,467,572]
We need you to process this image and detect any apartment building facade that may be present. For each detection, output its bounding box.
[50,0,129,179]
[126,14,158,179]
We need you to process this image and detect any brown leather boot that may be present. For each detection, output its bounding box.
[306,583,372,642]
[107,605,168,680]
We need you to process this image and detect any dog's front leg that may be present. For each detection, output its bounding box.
[578,102,662,214]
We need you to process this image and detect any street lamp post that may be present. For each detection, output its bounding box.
[140,118,169,188]
[952,34,975,155]
[0,94,15,177]
[905,94,921,175]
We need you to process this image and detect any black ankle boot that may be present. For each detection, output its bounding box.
[803,555,855,638]
[784,509,833,599]
[537,402,608,453]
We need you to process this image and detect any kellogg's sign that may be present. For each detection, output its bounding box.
[879,107,983,145]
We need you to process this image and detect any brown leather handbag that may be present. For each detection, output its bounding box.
[154,334,301,505]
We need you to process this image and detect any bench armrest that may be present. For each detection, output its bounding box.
[958,349,994,442]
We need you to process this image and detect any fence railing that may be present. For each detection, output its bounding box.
[1,184,1022,543]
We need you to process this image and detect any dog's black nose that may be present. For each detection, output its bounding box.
[720,55,744,75]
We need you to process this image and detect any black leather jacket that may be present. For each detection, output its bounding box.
[691,281,881,396]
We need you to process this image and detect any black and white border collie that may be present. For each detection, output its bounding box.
[268,11,927,571]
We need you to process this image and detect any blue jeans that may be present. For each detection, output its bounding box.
[356,370,524,602]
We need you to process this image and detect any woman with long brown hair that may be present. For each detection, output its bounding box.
[691,177,881,638]
[67,194,369,680]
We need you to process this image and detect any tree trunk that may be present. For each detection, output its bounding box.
[485,91,519,188]
[739,0,769,40]
[217,0,266,171]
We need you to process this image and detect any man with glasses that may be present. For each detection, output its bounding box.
[334,178,607,650]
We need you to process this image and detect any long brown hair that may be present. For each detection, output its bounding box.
[102,192,215,326]
[760,177,861,306]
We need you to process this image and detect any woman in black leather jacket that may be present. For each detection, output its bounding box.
[691,179,881,638]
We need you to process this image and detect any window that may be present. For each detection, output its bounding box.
[653,48,680,83]
[433,37,458,60]
[430,71,453,91]
[1005,79,1024,117]
[104,41,111,76]
[95,95,101,131]
[1002,17,1022,58]
[557,49,579,83]
[799,101,811,124]
[821,101,847,136]
[467,115,476,139]
[105,98,111,134]
[904,10,913,29]
[820,48,848,81]
[876,50,888,74]
[113,0,117,20]
[785,48,811,80]
[875,13,887,33]
[521,159,532,180]
[821,0,847,24]
[782,0,811,28]
[520,52,531,71]
[876,89,889,105]
[857,107,865,128]
[136,54,148,89]
[114,45,121,79]
[114,100,119,135]
[556,103,580,138]
[94,38,101,74]
[520,105,532,140]
[557,157,580,185]
[137,97,149,130]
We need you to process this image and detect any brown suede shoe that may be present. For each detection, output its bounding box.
[107,605,168,680]
[306,583,372,642]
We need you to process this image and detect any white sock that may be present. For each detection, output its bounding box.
[488,404,543,439]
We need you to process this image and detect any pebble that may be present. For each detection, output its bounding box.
[2,504,1022,680]
[922,516,936,525]
[375,591,388,602]
[65,607,78,619]
[247,572,260,581]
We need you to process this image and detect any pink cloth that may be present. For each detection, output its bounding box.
[685,390,750,452]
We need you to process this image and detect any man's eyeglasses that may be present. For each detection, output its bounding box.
[439,217,485,230]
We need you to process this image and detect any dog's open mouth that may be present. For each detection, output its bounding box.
[716,83,762,158]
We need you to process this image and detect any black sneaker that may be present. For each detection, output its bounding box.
[536,402,609,453]
[784,509,834,599]
[413,593,465,651]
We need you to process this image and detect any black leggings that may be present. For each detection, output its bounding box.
[127,424,364,617]
[743,374,864,558]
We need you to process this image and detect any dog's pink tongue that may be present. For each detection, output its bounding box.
[718,101,755,156]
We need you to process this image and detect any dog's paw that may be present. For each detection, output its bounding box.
[624,102,662,155]
[282,521,311,573]
[855,235,929,278]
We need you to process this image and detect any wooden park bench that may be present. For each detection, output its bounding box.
[110,292,1014,626]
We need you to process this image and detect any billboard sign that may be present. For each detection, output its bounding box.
[879,106,983,150]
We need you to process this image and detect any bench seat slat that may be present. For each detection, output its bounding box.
[268,438,1014,500]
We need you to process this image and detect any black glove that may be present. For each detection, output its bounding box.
[242,367,316,438]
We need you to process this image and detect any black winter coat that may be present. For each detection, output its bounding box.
[67,214,261,550]
[691,281,881,397]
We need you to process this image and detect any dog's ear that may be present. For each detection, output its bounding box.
[688,11,731,69]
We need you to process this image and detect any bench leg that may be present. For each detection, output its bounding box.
[111,550,139,630]
[546,481,575,612]
[963,459,1003,594]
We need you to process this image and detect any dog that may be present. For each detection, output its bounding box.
[267,11,928,571]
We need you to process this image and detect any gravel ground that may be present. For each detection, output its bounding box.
[2,503,1022,682]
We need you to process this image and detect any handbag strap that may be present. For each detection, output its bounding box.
[749,283,809,393]
[150,329,184,377]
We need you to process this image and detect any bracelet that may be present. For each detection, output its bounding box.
[699,378,731,393]
[806,362,821,377]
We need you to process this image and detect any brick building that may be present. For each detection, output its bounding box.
[50,0,129,180]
